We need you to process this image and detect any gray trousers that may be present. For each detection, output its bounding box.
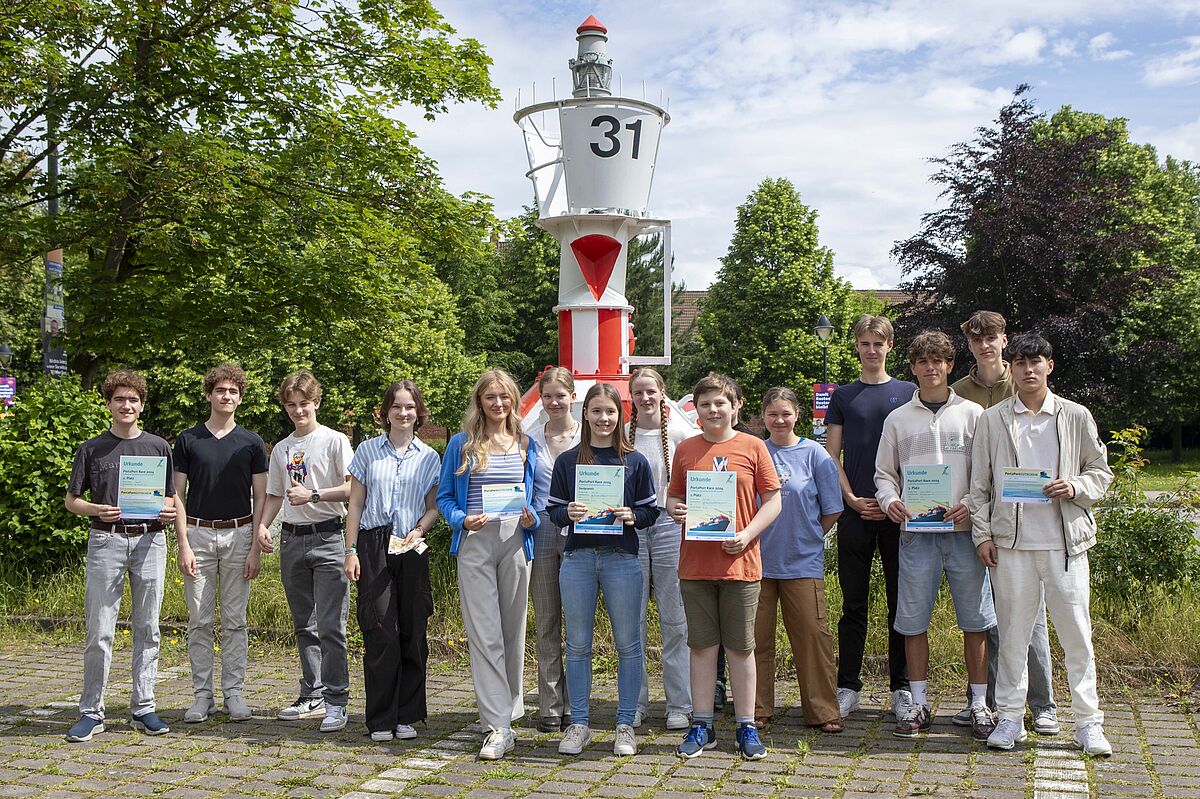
[638,510,692,716]
[280,524,350,707]
[457,518,530,731]
[529,511,567,720]
[183,523,253,701]
[81,529,166,720]
[985,586,1056,711]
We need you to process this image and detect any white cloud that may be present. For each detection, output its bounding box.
[1135,116,1200,162]
[1144,36,1200,86]
[1087,32,1133,60]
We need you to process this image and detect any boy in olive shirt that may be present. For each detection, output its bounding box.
[951,312,1058,736]
[64,370,184,742]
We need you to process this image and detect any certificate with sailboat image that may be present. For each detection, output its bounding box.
[685,470,738,541]
[574,464,625,534]
[902,463,954,531]
[117,456,168,520]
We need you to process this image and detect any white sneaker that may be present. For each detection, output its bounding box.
[632,709,646,728]
[370,729,394,741]
[987,718,1028,750]
[666,711,691,730]
[319,705,348,732]
[479,728,516,760]
[1032,707,1061,735]
[891,689,914,721]
[558,723,591,755]
[836,688,861,717]
[1074,722,1112,757]
[613,724,637,756]
[394,723,417,740]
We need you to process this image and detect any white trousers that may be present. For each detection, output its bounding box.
[990,548,1102,727]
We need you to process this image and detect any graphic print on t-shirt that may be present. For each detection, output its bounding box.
[772,455,792,487]
[712,456,729,472]
[287,449,309,486]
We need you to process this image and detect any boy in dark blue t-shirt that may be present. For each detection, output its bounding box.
[824,315,915,721]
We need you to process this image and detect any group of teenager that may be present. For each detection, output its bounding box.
[60,309,1115,763]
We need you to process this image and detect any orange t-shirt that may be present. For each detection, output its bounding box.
[668,432,781,581]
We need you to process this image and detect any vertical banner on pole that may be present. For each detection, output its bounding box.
[42,248,67,376]
[812,383,837,444]
[0,377,15,407]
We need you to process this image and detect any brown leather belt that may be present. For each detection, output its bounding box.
[93,521,164,535]
[187,515,253,529]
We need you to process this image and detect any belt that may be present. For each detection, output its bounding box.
[282,519,343,535]
[93,521,164,535]
[187,515,253,529]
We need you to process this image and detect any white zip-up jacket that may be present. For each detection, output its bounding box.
[966,394,1112,556]
[874,389,983,533]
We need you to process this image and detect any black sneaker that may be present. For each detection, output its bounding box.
[66,716,105,742]
[714,681,727,710]
[677,723,717,758]
[131,711,170,736]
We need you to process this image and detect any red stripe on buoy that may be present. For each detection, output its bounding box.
[559,310,573,370]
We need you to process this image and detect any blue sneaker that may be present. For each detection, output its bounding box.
[131,711,170,736]
[677,723,717,758]
[737,722,767,760]
[66,716,105,742]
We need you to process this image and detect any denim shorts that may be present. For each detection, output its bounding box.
[895,530,996,635]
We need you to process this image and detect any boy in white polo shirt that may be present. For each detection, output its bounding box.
[969,334,1114,755]
[875,331,994,741]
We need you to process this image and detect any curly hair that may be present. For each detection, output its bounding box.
[101,369,148,402]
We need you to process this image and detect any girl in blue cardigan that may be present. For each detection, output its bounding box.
[436,368,539,761]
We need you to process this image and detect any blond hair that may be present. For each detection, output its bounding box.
[852,314,894,343]
[277,369,322,404]
[457,368,526,475]
[537,366,575,394]
[626,368,671,480]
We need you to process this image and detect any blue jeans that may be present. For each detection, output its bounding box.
[560,547,644,728]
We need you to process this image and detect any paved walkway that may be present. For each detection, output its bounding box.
[0,643,1195,799]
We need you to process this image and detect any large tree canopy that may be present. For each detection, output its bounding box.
[894,88,1200,434]
[677,177,878,412]
[1,0,500,436]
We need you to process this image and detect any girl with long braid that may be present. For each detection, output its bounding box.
[626,368,697,730]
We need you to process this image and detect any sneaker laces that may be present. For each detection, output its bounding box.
[1079,723,1105,746]
[739,724,762,746]
[562,724,588,746]
[971,705,994,722]
[993,718,1020,739]
[900,703,926,722]
[683,723,708,745]
[483,729,507,748]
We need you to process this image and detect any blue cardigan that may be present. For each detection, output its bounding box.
[437,431,539,560]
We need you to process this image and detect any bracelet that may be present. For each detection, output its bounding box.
[344,545,357,555]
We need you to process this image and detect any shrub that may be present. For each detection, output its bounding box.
[1093,426,1200,617]
[0,376,110,564]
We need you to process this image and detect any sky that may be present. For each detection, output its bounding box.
[398,1,1200,290]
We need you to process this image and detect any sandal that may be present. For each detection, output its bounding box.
[754,716,771,729]
[820,718,845,733]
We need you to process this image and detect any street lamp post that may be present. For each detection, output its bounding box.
[0,342,13,375]
[814,315,834,384]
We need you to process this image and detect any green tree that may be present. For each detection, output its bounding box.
[0,0,499,437]
[681,178,877,413]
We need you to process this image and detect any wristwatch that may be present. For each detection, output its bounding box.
[309,490,321,504]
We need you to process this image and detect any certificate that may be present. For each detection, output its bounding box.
[575,464,625,535]
[1001,467,1052,503]
[685,470,738,541]
[903,464,954,531]
[482,483,525,518]
[118,456,168,520]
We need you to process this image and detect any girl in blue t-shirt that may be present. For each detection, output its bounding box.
[548,383,658,757]
[753,387,846,733]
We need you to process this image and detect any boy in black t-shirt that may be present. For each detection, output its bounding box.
[173,364,269,723]
[64,370,184,742]
[824,315,915,722]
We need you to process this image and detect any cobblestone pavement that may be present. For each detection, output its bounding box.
[0,643,1196,799]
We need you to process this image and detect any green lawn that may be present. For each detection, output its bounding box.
[1142,448,1200,492]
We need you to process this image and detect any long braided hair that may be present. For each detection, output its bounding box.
[627,367,671,480]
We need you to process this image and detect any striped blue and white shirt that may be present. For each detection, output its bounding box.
[348,434,441,532]
[466,452,525,515]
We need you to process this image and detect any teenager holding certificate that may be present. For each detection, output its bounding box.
[547,383,657,756]
[967,335,1114,755]
[65,370,183,742]
[626,367,695,731]
[874,331,993,741]
[343,380,441,741]
[753,387,844,734]
[436,368,539,761]
[667,373,781,761]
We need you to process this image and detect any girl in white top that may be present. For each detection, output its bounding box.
[527,367,581,732]
[626,367,698,729]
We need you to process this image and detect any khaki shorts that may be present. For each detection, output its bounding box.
[679,579,761,651]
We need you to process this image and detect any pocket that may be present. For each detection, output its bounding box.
[814,580,827,620]
[88,532,111,549]
[900,531,916,547]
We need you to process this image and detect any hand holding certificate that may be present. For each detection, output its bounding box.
[685,471,738,541]
[118,456,169,520]
[1001,467,1053,503]
[902,464,954,531]
[481,483,526,519]
[574,464,626,535]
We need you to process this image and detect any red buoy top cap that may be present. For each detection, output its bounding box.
[577,15,607,34]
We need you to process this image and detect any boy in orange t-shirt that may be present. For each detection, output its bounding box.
[667,373,781,760]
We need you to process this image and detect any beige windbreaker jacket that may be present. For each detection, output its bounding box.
[967,394,1113,556]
